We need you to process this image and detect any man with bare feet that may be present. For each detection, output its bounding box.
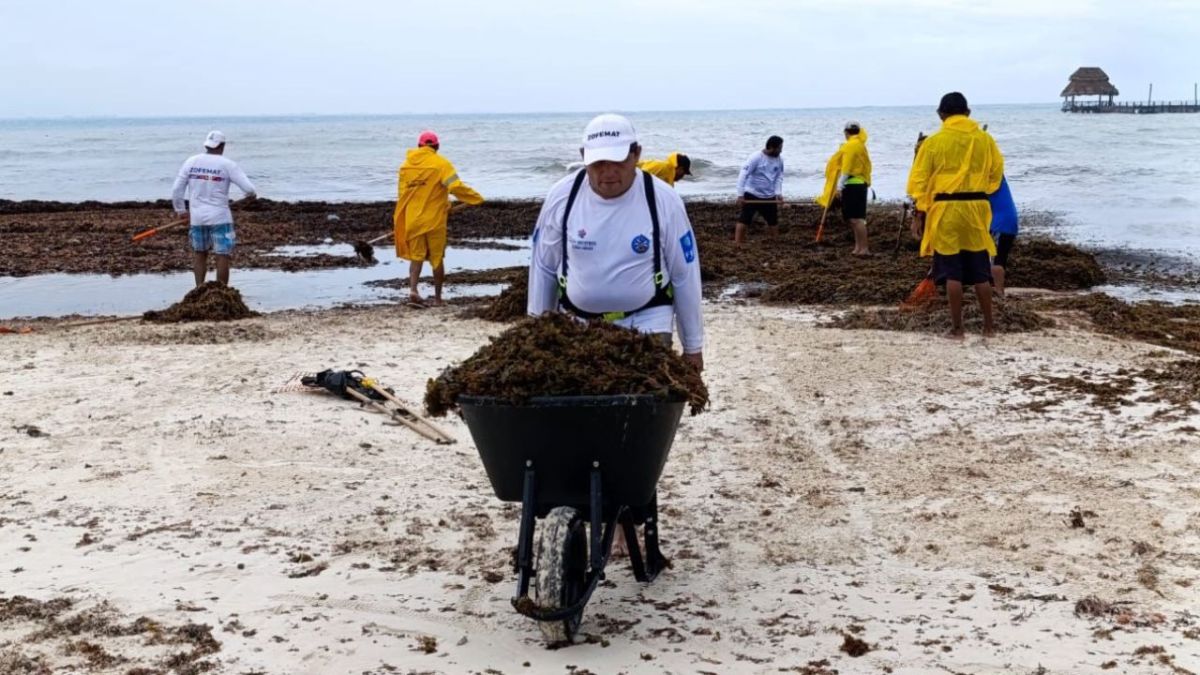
[171,131,257,287]
[393,130,484,307]
[907,93,1004,339]
[733,136,785,245]
[818,121,873,255]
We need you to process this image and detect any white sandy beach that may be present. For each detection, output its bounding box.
[2,301,1199,674]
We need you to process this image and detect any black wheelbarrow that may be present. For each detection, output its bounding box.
[458,394,685,644]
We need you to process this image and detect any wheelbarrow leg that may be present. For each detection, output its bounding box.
[514,464,536,599]
[625,493,668,583]
[620,511,649,582]
[589,464,604,575]
[642,493,668,580]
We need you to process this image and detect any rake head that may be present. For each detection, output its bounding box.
[353,240,377,263]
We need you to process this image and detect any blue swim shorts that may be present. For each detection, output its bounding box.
[189,223,236,255]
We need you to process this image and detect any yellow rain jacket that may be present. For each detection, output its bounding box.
[637,152,684,186]
[393,146,484,258]
[906,116,1003,257]
[816,128,872,208]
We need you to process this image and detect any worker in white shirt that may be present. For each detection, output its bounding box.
[527,113,704,371]
[733,135,785,245]
[171,131,257,287]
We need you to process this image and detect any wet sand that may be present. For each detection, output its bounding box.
[2,302,1199,674]
[0,199,1104,288]
[1,198,1125,323]
[3,198,1200,673]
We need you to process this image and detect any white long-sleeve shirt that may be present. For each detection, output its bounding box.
[528,170,704,354]
[171,153,256,226]
[735,150,784,199]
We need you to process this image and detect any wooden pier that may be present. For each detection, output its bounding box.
[1062,100,1200,114]
[1060,66,1198,114]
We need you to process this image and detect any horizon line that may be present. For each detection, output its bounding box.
[0,101,1061,124]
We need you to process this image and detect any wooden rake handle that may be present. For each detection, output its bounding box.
[344,386,455,445]
[366,231,393,246]
[362,381,455,445]
[815,203,832,243]
[132,218,189,242]
[365,202,474,246]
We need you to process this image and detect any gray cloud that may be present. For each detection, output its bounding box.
[1,0,1196,117]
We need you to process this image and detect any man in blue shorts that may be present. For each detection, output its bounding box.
[171,131,258,286]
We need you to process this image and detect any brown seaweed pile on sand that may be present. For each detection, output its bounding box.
[463,268,530,323]
[143,282,257,323]
[0,594,221,673]
[831,297,1053,334]
[425,313,707,417]
[1041,293,1200,355]
[1007,238,1106,290]
[686,199,1103,306]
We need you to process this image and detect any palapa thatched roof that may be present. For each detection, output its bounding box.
[1061,67,1119,97]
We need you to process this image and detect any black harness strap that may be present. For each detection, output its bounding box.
[558,170,674,321]
[559,169,588,279]
[646,171,664,285]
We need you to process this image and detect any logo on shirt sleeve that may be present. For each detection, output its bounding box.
[680,231,696,263]
[630,234,650,254]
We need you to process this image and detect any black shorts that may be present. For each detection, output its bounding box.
[992,233,1016,268]
[841,183,868,220]
[738,193,778,227]
[932,250,993,285]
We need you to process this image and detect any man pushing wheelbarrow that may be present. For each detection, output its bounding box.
[527,113,704,371]
[434,114,705,644]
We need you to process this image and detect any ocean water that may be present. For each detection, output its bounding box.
[2,105,1199,258]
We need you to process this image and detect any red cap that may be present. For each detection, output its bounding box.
[418,130,439,147]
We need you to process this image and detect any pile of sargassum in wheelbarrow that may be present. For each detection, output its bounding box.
[425,313,708,644]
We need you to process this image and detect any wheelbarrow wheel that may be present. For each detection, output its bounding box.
[534,506,587,644]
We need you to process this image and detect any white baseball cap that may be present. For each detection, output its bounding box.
[203,130,226,149]
[581,114,637,165]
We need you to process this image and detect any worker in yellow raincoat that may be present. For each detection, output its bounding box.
[906,92,1004,339]
[637,152,692,187]
[816,122,873,255]
[393,130,484,307]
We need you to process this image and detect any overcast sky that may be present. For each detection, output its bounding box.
[2,0,1197,118]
